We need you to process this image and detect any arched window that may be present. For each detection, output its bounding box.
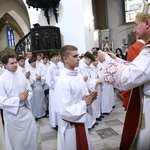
[7,26,15,47]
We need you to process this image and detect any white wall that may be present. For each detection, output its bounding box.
[25,0,95,54]
[82,0,95,52]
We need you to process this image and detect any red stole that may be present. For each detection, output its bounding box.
[74,123,89,150]
[120,86,142,149]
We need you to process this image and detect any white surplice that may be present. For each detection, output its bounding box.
[53,68,92,150]
[38,62,50,90]
[100,83,115,113]
[17,65,26,74]
[78,63,96,128]
[0,70,38,150]
[90,64,102,118]
[27,66,46,118]
[45,62,59,127]
[25,58,31,70]
[99,47,150,150]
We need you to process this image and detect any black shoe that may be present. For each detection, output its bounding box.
[112,105,115,108]
[53,125,58,131]
[35,118,39,121]
[88,125,95,130]
[94,122,99,125]
[46,114,49,118]
[100,115,105,118]
[101,113,110,115]
[96,118,102,121]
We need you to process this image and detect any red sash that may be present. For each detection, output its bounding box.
[63,119,89,150]
[120,86,142,150]
[75,123,89,150]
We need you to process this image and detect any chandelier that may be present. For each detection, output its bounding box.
[26,0,61,25]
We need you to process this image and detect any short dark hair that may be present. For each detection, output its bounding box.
[84,52,95,62]
[36,53,42,56]
[49,49,58,59]
[60,45,78,62]
[1,53,16,65]
[43,55,49,59]
[17,56,25,62]
[28,57,36,64]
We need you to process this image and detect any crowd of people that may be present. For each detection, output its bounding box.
[1,1,150,149]
[0,39,146,150]
[0,46,116,150]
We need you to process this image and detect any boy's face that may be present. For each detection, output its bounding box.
[43,58,49,64]
[37,55,42,61]
[30,61,36,68]
[64,50,79,70]
[51,55,59,64]
[92,59,98,66]
[85,57,92,66]
[4,58,18,72]
[18,59,25,67]
[27,52,32,59]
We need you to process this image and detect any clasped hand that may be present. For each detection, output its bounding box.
[19,90,29,101]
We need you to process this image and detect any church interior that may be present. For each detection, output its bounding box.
[0,0,142,150]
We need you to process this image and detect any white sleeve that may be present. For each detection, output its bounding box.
[99,48,150,90]
[0,81,19,115]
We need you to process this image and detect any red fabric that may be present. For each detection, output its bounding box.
[122,41,144,110]
[75,123,89,150]
[120,87,142,150]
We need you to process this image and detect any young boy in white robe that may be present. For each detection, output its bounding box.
[17,56,30,79]
[53,45,97,150]
[45,50,59,128]
[38,55,50,117]
[91,56,103,121]
[0,53,38,150]
[25,51,33,70]
[28,57,46,120]
[36,53,43,68]
[78,52,99,128]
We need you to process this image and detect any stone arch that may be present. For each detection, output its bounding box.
[0,0,31,37]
